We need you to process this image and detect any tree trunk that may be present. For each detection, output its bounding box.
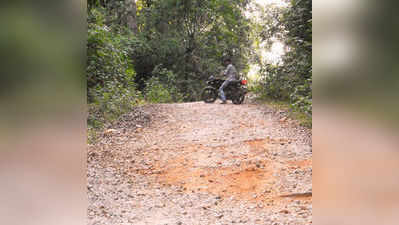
[126,0,138,34]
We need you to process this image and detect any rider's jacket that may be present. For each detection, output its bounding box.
[223,64,238,81]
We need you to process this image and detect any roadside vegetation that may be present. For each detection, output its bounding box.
[86,0,312,139]
[249,0,312,120]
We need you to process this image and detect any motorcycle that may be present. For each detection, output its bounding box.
[201,76,248,104]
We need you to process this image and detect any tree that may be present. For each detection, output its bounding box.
[256,0,312,114]
[131,0,252,100]
[126,0,138,33]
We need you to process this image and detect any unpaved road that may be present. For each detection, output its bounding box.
[88,102,312,225]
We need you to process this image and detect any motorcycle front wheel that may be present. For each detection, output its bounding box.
[201,87,218,103]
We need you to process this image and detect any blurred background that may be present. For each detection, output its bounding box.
[0,0,398,224]
[0,1,86,225]
[313,0,399,224]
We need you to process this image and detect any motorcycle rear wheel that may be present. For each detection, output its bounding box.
[201,87,218,103]
[232,93,245,104]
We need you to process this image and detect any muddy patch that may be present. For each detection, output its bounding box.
[150,141,312,206]
[157,159,276,203]
[287,159,312,168]
[244,138,269,153]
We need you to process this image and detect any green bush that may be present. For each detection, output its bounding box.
[144,78,173,103]
[144,65,184,103]
[87,7,142,131]
[290,78,312,115]
[87,7,134,92]
[88,79,142,125]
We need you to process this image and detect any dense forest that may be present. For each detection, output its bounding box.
[87,0,312,129]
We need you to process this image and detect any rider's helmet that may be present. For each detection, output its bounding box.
[223,57,232,66]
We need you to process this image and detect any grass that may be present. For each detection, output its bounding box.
[255,95,312,128]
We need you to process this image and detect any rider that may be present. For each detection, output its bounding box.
[219,58,238,104]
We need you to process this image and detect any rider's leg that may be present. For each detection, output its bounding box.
[219,80,230,103]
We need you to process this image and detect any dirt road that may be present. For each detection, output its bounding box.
[88,102,312,225]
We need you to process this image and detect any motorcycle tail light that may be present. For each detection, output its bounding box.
[241,80,247,85]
